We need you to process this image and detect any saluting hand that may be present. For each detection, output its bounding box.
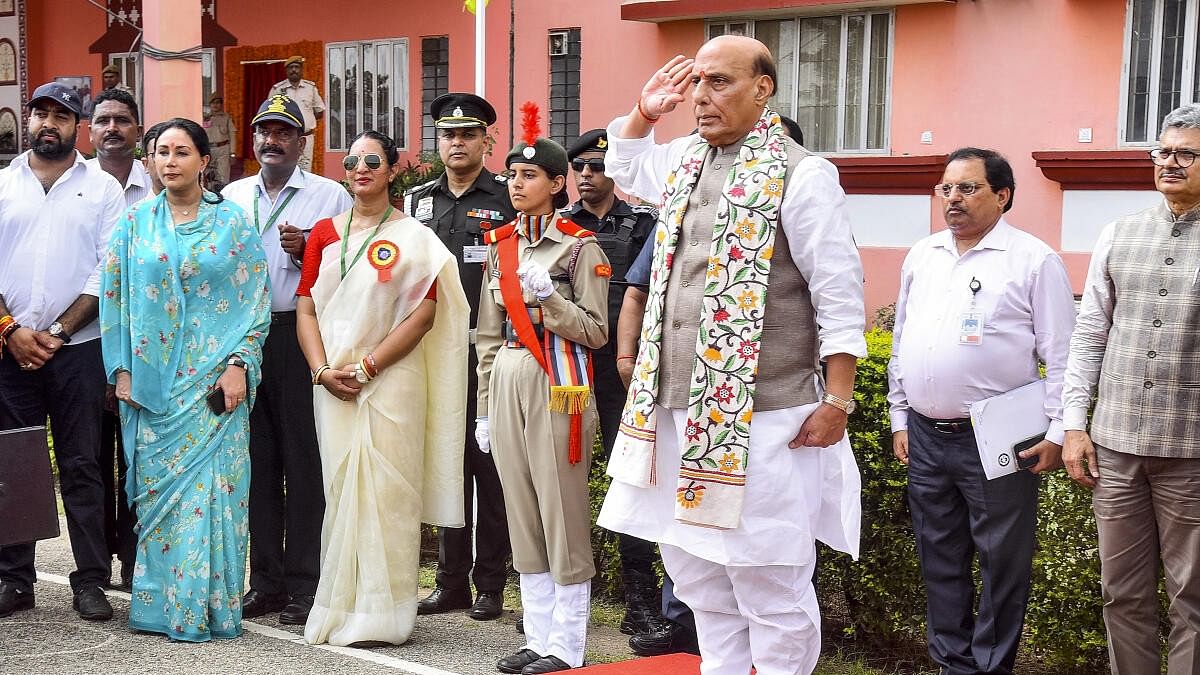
[640,55,695,119]
[279,222,306,258]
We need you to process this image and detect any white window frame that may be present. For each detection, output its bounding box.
[200,48,216,117]
[706,10,894,155]
[107,52,142,103]
[325,38,410,152]
[1119,0,1200,146]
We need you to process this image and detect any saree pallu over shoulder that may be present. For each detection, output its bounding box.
[304,214,468,647]
[98,192,272,642]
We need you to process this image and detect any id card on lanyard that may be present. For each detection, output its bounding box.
[959,276,983,345]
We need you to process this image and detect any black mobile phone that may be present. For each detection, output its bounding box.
[1013,433,1046,470]
[206,387,227,415]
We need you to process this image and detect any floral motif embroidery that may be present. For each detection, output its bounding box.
[676,484,704,509]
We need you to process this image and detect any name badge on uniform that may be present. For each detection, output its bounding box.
[415,196,434,222]
[463,245,488,264]
[959,312,983,345]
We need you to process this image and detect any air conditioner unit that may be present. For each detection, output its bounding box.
[549,31,568,56]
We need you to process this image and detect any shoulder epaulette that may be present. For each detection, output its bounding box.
[493,173,509,183]
[404,178,439,196]
[630,204,658,215]
[483,220,518,245]
[556,217,594,238]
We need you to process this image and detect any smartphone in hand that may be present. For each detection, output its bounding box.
[207,387,227,415]
[1013,433,1046,471]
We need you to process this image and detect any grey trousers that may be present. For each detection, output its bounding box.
[1095,445,1200,675]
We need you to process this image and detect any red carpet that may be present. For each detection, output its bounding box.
[576,653,701,673]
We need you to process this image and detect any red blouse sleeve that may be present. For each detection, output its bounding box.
[425,280,438,301]
[295,218,340,298]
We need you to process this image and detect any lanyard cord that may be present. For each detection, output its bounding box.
[340,204,394,279]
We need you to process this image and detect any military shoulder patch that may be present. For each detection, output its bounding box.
[594,264,612,278]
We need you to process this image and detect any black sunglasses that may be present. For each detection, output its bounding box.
[343,153,384,171]
[571,158,605,173]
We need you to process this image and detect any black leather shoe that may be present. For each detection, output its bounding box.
[497,648,541,673]
[629,619,699,657]
[73,586,113,621]
[521,655,572,673]
[278,594,314,625]
[467,591,503,620]
[417,586,472,615]
[0,581,34,617]
[242,588,288,618]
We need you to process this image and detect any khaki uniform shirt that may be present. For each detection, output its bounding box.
[270,79,325,132]
[205,112,236,153]
[476,222,611,412]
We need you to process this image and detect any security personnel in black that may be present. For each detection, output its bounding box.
[405,93,516,621]
[565,129,660,635]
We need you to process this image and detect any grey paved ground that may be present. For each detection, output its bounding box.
[0,521,634,675]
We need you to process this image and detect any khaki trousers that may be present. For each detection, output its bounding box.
[1094,445,1200,675]
[299,137,314,171]
[488,346,596,585]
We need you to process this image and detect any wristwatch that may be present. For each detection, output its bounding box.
[354,363,371,384]
[821,392,857,415]
[48,322,72,344]
[226,355,247,369]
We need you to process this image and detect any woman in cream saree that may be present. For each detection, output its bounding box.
[295,130,468,647]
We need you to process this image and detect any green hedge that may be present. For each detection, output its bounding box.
[589,327,1110,669]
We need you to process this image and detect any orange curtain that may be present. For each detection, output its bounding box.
[225,40,325,176]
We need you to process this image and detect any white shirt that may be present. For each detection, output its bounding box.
[0,151,125,342]
[1060,219,1122,431]
[604,116,867,361]
[85,156,151,208]
[222,167,352,311]
[886,219,1077,444]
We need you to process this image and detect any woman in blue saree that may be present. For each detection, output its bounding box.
[99,118,271,642]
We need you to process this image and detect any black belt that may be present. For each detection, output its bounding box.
[271,311,296,325]
[914,412,972,435]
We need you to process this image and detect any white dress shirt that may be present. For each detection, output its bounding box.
[1060,219,1120,431]
[0,150,125,343]
[887,219,1077,444]
[222,167,352,311]
[604,117,867,361]
[84,156,151,208]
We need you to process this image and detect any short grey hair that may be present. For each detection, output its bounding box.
[1161,103,1200,134]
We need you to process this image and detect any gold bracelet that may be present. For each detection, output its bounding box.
[311,364,331,385]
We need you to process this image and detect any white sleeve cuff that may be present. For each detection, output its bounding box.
[890,409,909,433]
[1062,406,1090,431]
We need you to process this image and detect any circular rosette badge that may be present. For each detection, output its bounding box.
[367,240,399,282]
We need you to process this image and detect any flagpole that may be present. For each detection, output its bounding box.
[475,0,486,96]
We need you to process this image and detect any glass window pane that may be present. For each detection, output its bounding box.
[345,46,358,145]
[728,22,748,36]
[201,51,214,116]
[867,13,890,150]
[755,19,795,119]
[1126,0,1155,142]
[843,15,865,150]
[708,23,725,40]
[362,43,375,134]
[328,47,343,149]
[796,16,841,152]
[377,43,391,136]
[394,42,408,149]
[1158,0,1186,132]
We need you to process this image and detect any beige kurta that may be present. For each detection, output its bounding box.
[304,215,468,646]
[476,219,610,585]
[205,112,236,184]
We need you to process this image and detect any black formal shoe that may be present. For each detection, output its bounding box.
[521,655,572,673]
[241,588,288,618]
[515,617,524,634]
[278,594,315,625]
[629,619,699,657]
[73,586,113,621]
[0,581,34,617]
[467,591,503,620]
[417,586,472,615]
[497,648,541,673]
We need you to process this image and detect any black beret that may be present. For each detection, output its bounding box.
[567,129,608,161]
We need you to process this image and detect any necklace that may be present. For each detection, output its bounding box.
[169,196,201,216]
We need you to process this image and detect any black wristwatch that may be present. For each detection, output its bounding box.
[226,355,247,369]
[48,322,72,344]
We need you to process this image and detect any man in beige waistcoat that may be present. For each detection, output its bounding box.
[598,36,866,675]
[1063,102,1200,675]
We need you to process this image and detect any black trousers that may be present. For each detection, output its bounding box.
[436,349,511,594]
[593,349,658,579]
[247,318,324,596]
[907,413,1040,675]
[0,340,108,593]
[101,409,135,570]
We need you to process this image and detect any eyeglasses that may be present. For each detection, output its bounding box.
[343,153,384,171]
[933,181,990,198]
[571,158,606,173]
[1149,148,1199,168]
[254,127,298,141]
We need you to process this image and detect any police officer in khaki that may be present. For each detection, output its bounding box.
[406,93,516,622]
[476,123,609,673]
[204,93,237,185]
[270,56,325,171]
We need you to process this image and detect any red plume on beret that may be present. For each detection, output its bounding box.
[520,101,541,148]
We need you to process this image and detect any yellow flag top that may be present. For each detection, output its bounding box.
[463,0,490,13]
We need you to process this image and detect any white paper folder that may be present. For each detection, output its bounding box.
[968,380,1050,480]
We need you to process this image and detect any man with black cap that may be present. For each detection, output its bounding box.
[405,92,516,622]
[564,129,660,635]
[270,56,325,171]
[222,94,352,625]
[0,82,126,621]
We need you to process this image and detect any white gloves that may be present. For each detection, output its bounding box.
[475,417,490,453]
[518,261,554,301]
